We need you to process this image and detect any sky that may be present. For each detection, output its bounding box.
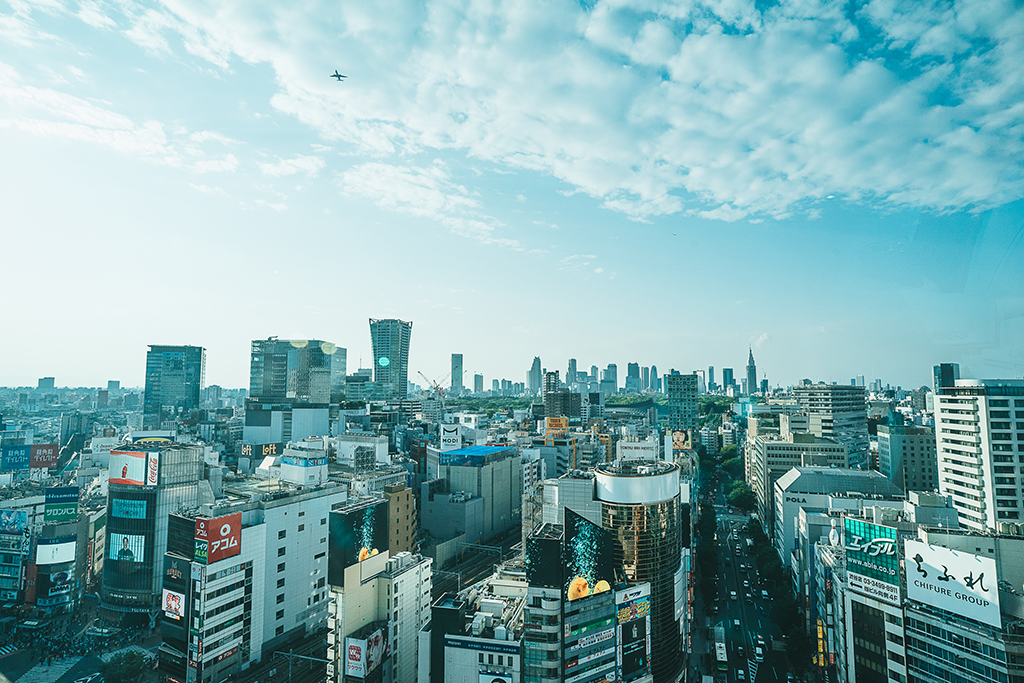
[2,0,1023,391]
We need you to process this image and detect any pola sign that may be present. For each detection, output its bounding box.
[194,512,242,564]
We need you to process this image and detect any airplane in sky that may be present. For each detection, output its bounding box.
[331,70,346,81]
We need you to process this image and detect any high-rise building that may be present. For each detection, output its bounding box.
[600,364,618,395]
[935,376,1024,530]
[932,362,960,392]
[450,353,463,395]
[143,345,206,428]
[528,357,542,394]
[878,420,938,492]
[37,377,55,390]
[370,318,412,400]
[722,367,734,389]
[665,372,698,431]
[746,349,757,396]
[567,358,577,385]
[102,443,204,624]
[793,382,870,466]
[641,366,650,391]
[474,373,484,394]
[650,365,659,393]
[542,371,560,395]
[708,366,715,391]
[492,379,500,394]
[248,338,343,405]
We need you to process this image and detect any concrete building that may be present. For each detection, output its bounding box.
[528,358,542,395]
[746,349,757,396]
[665,372,698,432]
[878,422,938,492]
[451,354,464,395]
[791,382,869,466]
[157,478,346,683]
[748,433,847,533]
[425,446,521,541]
[384,483,417,556]
[934,377,1024,530]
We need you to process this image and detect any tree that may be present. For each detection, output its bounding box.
[100,651,148,683]
[721,457,744,479]
[727,481,756,512]
[720,444,738,459]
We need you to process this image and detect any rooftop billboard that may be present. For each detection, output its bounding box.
[328,501,388,587]
[564,508,613,602]
[905,539,1001,628]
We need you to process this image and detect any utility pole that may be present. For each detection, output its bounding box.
[274,649,330,683]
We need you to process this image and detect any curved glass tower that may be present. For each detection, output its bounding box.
[595,460,683,683]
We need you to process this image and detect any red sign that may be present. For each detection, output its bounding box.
[217,646,238,662]
[195,512,241,564]
[30,445,59,469]
[349,643,362,662]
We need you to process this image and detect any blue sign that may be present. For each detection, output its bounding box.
[112,499,147,519]
[282,457,326,467]
[1,445,31,471]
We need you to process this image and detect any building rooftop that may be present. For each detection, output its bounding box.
[775,466,904,498]
[596,459,677,477]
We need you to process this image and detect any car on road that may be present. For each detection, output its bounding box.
[754,645,764,662]
[745,592,753,603]
[738,563,745,570]
[736,669,746,681]
[734,619,741,629]
[762,589,770,600]
[737,645,745,659]
[731,591,737,600]
[743,580,749,588]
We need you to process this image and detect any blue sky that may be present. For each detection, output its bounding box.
[2,0,1023,390]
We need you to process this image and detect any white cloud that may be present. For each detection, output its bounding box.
[258,154,325,177]
[340,161,520,248]
[189,130,238,144]
[192,153,239,173]
[255,198,288,211]
[76,0,115,29]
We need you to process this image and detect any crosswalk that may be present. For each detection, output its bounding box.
[16,656,82,683]
[0,644,17,656]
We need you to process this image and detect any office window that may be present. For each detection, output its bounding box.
[277,593,285,604]
[278,562,286,572]
[276,625,284,636]
[298,524,305,532]
[278,546,287,556]
[278,530,286,539]
[276,609,284,620]
[277,578,285,588]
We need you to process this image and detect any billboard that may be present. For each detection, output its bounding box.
[194,512,242,565]
[564,508,613,602]
[525,531,563,589]
[146,452,159,485]
[546,417,569,432]
[344,628,386,679]
[1,445,31,471]
[616,584,652,683]
[38,570,73,597]
[328,501,389,587]
[30,444,59,469]
[44,486,79,523]
[111,499,147,519]
[671,430,692,452]
[108,533,145,563]
[109,451,147,485]
[617,441,657,460]
[440,425,462,451]
[844,518,900,605]
[0,509,28,535]
[905,539,1001,628]
[239,443,284,459]
[281,456,327,467]
[37,537,76,565]
[163,588,186,621]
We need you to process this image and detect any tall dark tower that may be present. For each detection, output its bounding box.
[746,348,757,396]
[369,318,412,399]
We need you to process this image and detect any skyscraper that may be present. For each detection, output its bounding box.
[746,348,757,396]
[708,366,715,391]
[248,338,343,405]
[474,373,484,394]
[935,375,1024,530]
[933,362,960,391]
[625,362,640,393]
[369,318,412,400]
[722,367,734,389]
[665,372,698,431]
[450,353,463,395]
[528,357,542,394]
[567,358,577,384]
[650,364,659,393]
[641,365,650,391]
[793,382,870,466]
[143,345,206,427]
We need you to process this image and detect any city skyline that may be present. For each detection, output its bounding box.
[2,1,1023,390]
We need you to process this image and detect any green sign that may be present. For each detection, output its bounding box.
[194,539,208,564]
[843,518,899,586]
[44,503,78,523]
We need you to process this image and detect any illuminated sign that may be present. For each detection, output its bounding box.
[844,518,900,605]
[281,456,326,467]
[0,510,27,535]
[194,512,242,564]
[109,451,147,485]
[108,533,145,563]
[564,508,613,602]
[671,430,692,452]
[112,499,147,519]
[37,537,76,565]
[30,445,59,469]
[239,443,283,459]
[1,445,30,471]
[440,425,461,452]
[44,486,79,523]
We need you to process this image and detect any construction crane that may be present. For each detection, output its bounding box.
[417,369,452,414]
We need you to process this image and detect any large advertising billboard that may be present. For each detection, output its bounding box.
[37,537,76,565]
[163,588,186,621]
[194,512,242,565]
[546,417,569,432]
[616,584,652,683]
[239,443,284,459]
[109,451,147,485]
[38,570,73,597]
[30,444,60,469]
[0,509,28,535]
[671,430,692,452]
[844,518,900,605]
[328,501,389,587]
[111,499,147,519]
[525,531,563,589]
[345,628,386,678]
[44,486,79,523]
[439,425,461,451]
[905,539,1001,628]
[564,508,613,602]
[108,533,145,563]
[1,445,31,471]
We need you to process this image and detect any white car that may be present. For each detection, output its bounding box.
[736,669,746,681]
[754,645,764,662]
